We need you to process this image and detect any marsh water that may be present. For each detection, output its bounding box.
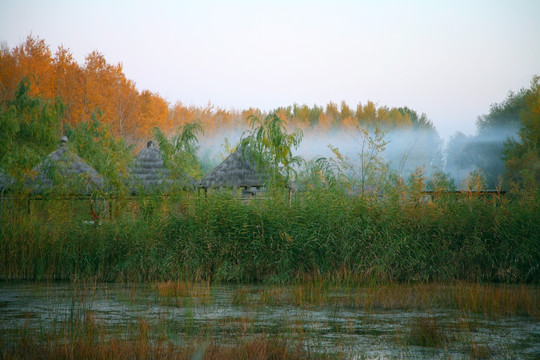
[0,282,538,359]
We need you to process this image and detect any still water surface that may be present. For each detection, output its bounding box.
[0,282,538,359]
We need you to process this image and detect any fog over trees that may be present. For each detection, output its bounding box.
[1,36,539,192]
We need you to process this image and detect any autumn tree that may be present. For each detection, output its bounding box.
[1,35,451,167]
[137,90,168,140]
[12,36,56,99]
[53,46,85,132]
[356,101,377,126]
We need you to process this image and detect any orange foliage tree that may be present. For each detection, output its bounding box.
[0,35,430,149]
[0,36,168,144]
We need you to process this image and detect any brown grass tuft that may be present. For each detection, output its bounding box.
[407,316,446,347]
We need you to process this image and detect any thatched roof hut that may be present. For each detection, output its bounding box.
[199,146,269,189]
[126,140,195,194]
[127,141,171,194]
[0,169,15,194]
[25,136,105,195]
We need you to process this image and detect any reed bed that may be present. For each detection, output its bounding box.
[227,281,538,318]
[156,280,212,306]
[1,189,538,285]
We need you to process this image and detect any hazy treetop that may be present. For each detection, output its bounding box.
[1,0,539,140]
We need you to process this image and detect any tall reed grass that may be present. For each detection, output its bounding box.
[1,189,538,284]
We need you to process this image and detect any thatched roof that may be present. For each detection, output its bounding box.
[0,169,15,193]
[199,146,269,189]
[127,141,171,194]
[25,136,105,195]
[127,141,196,194]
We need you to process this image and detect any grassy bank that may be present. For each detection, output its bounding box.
[1,190,539,283]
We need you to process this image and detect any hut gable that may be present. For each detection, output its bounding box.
[26,136,105,195]
[127,141,173,194]
[199,146,269,189]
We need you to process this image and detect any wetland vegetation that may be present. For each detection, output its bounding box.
[0,282,538,359]
[1,36,539,358]
[1,188,539,284]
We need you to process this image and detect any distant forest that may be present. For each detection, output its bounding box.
[1,36,539,191]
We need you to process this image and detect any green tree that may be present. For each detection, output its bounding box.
[504,75,540,191]
[243,113,303,186]
[474,87,528,188]
[446,86,529,189]
[397,107,435,131]
[64,112,133,189]
[477,89,527,133]
[154,120,204,181]
[0,78,64,181]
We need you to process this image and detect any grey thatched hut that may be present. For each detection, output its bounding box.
[25,136,105,195]
[0,169,15,194]
[199,146,269,191]
[126,140,196,194]
[127,141,171,194]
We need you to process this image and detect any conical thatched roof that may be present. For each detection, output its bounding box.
[199,146,269,189]
[25,136,105,195]
[127,141,173,194]
[0,169,15,193]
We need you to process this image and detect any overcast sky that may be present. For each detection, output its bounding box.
[1,0,539,139]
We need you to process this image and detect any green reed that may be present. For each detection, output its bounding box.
[1,188,538,284]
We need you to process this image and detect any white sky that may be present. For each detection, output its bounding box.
[1,0,539,139]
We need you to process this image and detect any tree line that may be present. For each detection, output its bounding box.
[0,36,436,141]
[1,35,538,192]
[446,77,540,191]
